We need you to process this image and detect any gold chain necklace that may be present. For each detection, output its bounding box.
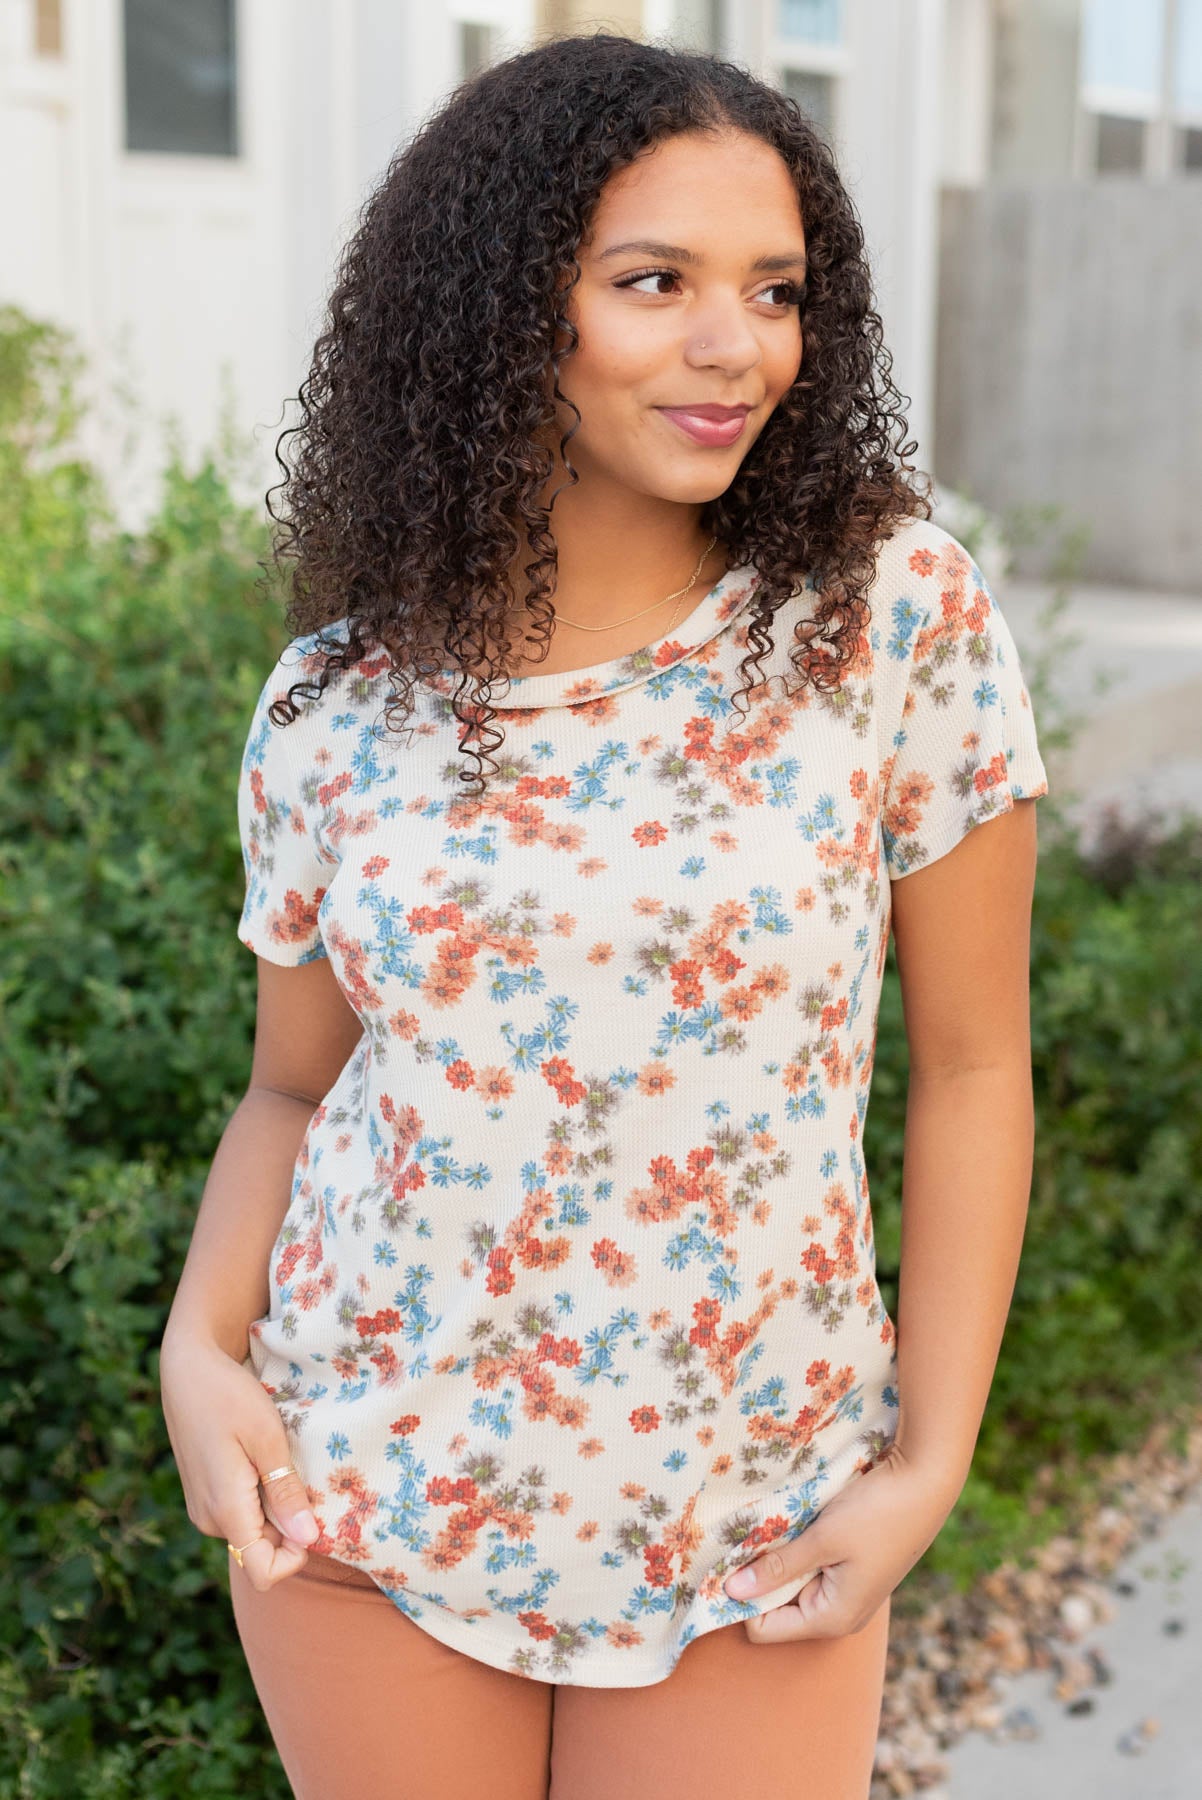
[514,535,719,637]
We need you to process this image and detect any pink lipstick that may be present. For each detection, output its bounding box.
[656,407,751,447]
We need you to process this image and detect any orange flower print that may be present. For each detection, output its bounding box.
[591,1238,638,1288]
[629,1405,662,1433]
[635,1062,675,1097]
[268,887,326,946]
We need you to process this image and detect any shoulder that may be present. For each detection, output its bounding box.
[253,618,392,724]
[864,515,1007,677]
[867,514,984,618]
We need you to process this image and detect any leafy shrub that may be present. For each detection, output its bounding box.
[1,308,290,1798]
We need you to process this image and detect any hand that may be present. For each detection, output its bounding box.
[721,1440,962,1642]
[159,1330,323,1592]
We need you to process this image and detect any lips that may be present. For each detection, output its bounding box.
[657,406,751,447]
[663,404,752,421]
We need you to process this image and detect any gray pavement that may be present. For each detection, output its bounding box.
[997,573,1202,841]
[943,1486,1202,1799]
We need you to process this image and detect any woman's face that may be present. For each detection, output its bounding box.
[545,128,807,507]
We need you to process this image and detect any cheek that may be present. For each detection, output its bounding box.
[577,303,670,387]
[769,327,804,397]
[559,343,656,431]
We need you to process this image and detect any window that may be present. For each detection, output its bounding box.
[782,68,835,141]
[1080,0,1202,175]
[778,0,841,47]
[1082,0,1164,96]
[1094,113,1146,172]
[1176,0,1202,167]
[1179,0,1202,112]
[460,22,498,80]
[773,0,845,145]
[123,0,237,157]
[665,0,724,55]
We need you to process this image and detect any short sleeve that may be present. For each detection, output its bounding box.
[879,530,1049,881]
[235,657,333,965]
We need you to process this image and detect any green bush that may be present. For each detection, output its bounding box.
[1,306,1199,1791]
[868,820,1202,1595]
[0,308,290,1798]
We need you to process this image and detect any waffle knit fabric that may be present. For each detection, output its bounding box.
[234,515,1049,1686]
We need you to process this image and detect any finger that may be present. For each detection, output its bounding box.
[723,1537,825,1603]
[258,1466,320,1549]
[745,1566,866,1644]
[238,1518,311,1591]
[239,1421,320,1548]
[220,1449,311,1592]
[744,1586,831,1643]
[738,1566,822,1642]
[724,1544,789,1600]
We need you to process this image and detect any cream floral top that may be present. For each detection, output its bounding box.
[235,515,1049,1686]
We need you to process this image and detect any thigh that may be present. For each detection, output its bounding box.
[549,1596,890,1800]
[229,1549,554,1800]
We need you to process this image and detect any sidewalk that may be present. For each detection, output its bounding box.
[941,1483,1202,1799]
[998,574,1202,840]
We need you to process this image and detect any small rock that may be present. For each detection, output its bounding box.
[1059,1593,1095,1639]
[865,1422,1202,1786]
[1116,1716,1162,1756]
[1000,1704,1041,1742]
[1053,1652,1097,1702]
[934,1668,965,1702]
[970,1703,1004,1732]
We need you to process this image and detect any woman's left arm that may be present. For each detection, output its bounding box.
[723,796,1040,1639]
[884,793,1039,1491]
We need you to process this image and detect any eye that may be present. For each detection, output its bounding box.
[613,268,807,312]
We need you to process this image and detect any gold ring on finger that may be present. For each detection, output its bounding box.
[260,1464,297,1484]
[228,1536,262,1568]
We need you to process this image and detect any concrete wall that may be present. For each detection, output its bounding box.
[934,176,1202,592]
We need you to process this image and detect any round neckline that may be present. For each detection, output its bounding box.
[422,562,765,711]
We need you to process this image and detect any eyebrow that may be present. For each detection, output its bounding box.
[597,239,808,275]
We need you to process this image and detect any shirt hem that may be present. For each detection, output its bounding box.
[356,1572,741,1687]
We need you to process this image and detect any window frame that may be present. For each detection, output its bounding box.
[1075,0,1202,177]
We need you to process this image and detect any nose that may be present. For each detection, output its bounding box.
[683,304,763,372]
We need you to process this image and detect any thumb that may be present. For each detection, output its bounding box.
[253,1449,320,1547]
[723,1526,827,1602]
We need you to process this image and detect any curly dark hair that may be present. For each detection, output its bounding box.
[264,29,931,796]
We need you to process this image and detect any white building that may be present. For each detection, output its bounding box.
[2,1,1197,530]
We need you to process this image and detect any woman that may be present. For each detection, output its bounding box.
[160,30,1048,1800]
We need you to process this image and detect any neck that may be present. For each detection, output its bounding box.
[505,479,726,621]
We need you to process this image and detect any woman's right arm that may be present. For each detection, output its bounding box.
[158,955,364,1588]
